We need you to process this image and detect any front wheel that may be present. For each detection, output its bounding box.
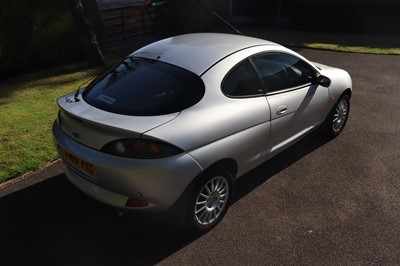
[323,95,350,137]
[187,170,233,232]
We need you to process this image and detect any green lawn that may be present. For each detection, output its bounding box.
[0,29,399,183]
[0,63,105,182]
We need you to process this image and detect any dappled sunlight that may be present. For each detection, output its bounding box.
[305,43,400,55]
[244,28,400,53]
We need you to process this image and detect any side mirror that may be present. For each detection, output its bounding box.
[318,75,331,87]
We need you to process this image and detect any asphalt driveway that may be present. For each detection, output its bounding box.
[1,48,399,265]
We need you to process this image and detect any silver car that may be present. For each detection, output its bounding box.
[53,33,352,231]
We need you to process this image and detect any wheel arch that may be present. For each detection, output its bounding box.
[203,158,238,180]
[326,88,352,118]
[340,88,352,99]
[321,90,351,138]
[166,158,237,224]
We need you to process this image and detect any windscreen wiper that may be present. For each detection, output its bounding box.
[74,87,81,102]
[74,76,97,102]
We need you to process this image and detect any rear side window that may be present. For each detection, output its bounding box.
[222,59,264,97]
[83,58,205,116]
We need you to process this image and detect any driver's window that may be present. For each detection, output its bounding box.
[251,53,316,93]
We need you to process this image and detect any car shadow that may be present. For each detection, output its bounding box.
[0,130,330,265]
[233,129,330,203]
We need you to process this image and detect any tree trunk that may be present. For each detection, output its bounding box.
[68,0,106,68]
[276,0,282,22]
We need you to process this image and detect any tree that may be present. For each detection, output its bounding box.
[165,0,226,33]
[68,0,106,68]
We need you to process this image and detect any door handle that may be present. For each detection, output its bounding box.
[276,105,288,115]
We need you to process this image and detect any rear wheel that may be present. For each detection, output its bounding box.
[187,170,233,232]
[323,95,350,137]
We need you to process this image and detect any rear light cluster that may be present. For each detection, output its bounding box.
[101,139,183,159]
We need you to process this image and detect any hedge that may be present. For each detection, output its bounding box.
[283,0,400,33]
[164,0,226,33]
[0,0,103,78]
[164,0,400,34]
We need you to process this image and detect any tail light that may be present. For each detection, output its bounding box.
[101,139,183,159]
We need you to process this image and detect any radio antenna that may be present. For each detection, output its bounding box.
[211,10,243,35]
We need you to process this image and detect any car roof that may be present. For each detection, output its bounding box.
[131,33,281,76]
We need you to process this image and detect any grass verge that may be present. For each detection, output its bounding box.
[0,58,119,183]
[245,28,400,55]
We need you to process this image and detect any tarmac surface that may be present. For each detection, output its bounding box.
[1,36,400,265]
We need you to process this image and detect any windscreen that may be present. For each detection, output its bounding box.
[83,57,205,116]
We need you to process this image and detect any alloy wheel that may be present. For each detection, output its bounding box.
[332,98,349,133]
[194,176,230,226]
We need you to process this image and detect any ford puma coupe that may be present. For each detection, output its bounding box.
[53,33,352,231]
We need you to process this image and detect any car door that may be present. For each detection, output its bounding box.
[251,52,329,157]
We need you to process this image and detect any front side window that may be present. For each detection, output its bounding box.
[83,58,205,116]
[251,53,317,93]
[222,59,264,97]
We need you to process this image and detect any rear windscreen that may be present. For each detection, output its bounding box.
[83,58,205,116]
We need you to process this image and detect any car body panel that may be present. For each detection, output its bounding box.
[143,46,274,175]
[132,33,280,76]
[52,33,352,213]
[266,83,330,155]
[53,121,203,211]
[314,62,353,102]
[57,92,179,150]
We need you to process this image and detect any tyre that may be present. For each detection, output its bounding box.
[323,94,350,137]
[187,170,233,232]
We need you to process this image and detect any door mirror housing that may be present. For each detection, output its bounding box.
[318,75,331,87]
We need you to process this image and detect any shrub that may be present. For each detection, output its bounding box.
[285,0,400,33]
[163,0,227,34]
[0,0,103,78]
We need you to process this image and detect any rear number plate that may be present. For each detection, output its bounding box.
[59,146,97,181]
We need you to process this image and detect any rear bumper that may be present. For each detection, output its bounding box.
[52,121,203,212]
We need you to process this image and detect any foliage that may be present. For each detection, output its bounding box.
[164,0,226,33]
[199,0,400,33]
[0,0,103,78]
[283,0,400,33]
[69,0,106,67]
